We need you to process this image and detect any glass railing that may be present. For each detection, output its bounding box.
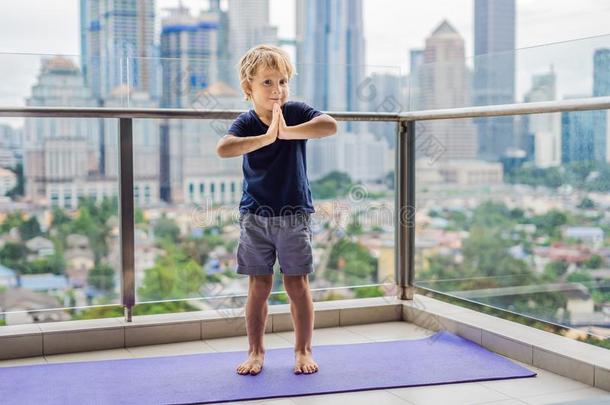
[0,52,123,324]
[410,34,610,344]
[0,41,608,351]
[126,58,402,315]
[0,53,402,324]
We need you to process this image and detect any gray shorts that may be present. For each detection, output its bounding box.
[236,212,314,276]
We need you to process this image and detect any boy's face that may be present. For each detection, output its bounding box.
[248,67,289,111]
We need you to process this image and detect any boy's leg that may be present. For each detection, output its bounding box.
[283,274,318,374]
[236,274,273,375]
[246,274,273,353]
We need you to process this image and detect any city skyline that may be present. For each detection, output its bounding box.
[1,0,609,68]
[1,0,610,126]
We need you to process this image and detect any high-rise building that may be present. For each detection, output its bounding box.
[307,132,389,182]
[594,49,610,97]
[593,49,610,162]
[408,49,425,110]
[418,20,477,160]
[160,5,221,108]
[23,57,101,207]
[161,82,247,204]
[158,3,241,204]
[473,0,516,160]
[524,68,561,167]
[80,0,157,100]
[0,124,23,169]
[561,95,596,164]
[295,0,365,116]
[102,85,160,207]
[365,72,402,148]
[209,0,231,85]
[227,0,278,91]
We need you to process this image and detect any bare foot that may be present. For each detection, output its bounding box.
[294,350,319,374]
[236,352,265,375]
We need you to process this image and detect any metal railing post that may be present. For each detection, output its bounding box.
[395,120,416,300]
[118,118,135,322]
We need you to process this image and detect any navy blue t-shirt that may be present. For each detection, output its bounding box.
[227,101,322,217]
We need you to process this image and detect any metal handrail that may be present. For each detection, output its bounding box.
[399,96,610,121]
[2,95,609,322]
[1,95,609,121]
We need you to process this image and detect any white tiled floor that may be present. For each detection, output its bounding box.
[0,322,608,405]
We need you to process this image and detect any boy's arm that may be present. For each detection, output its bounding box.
[216,133,274,158]
[279,114,338,140]
[218,103,282,158]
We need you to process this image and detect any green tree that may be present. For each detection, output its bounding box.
[354,285,385,298]
[135,207,145,224]
[69,196,115,261]
[343,260,373,283]
[310,171,353,199]
[51,206,71,227]
[567,271,593,284]
[577,197,596,209]
[73,300,200,320]
[345,216,363,236]
[583,255,603,269]
[531,210,568,239]
[0,242,27,272]
[0,211,24,233]
[138,244,205,301]
[154,215,181,244]
[5,163,24,198]
[542,261,569,281]
[328,238,377,283]
[19,216,43,241]
[470,201,512,229]
[462,227,533,287]
[88,263,116,291]
[22,251,64,275]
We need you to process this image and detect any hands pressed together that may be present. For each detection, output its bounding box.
[265,102,291,143]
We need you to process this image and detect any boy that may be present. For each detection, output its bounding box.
[216,44,337,376]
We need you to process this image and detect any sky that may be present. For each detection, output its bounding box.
[0,0,609,127]
[1,0,609,67]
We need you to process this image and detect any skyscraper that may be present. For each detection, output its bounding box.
[157,3,240,203]
[227,0,278,91]
[473,0,516,160]
[295,0,365,115]
[307,131,390,182]
[23,57,100,207]
[161,82,246,204]
[296,0,366,159]
[524,68,561,168]
[593,49,610,162]
[561,95,596,164]
[80,0,157,100]
[160,5,221,108]
[418,20,477,160]
[210,0,231,85]
[408,49,425,111]
[102,84,160,208]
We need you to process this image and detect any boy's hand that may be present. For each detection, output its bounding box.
[277,105,291,140]
[264,103,280,144]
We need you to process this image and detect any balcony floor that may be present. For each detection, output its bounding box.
[1,321,608,405]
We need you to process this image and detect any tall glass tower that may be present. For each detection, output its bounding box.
[295,0,365,118]
[473,0,516,160]
[80,0,156,100]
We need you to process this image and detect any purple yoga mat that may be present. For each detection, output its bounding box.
[0,330,536,404]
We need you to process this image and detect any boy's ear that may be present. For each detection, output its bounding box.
[242,83,252,100]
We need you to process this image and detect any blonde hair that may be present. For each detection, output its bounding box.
[237,44,295,101]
